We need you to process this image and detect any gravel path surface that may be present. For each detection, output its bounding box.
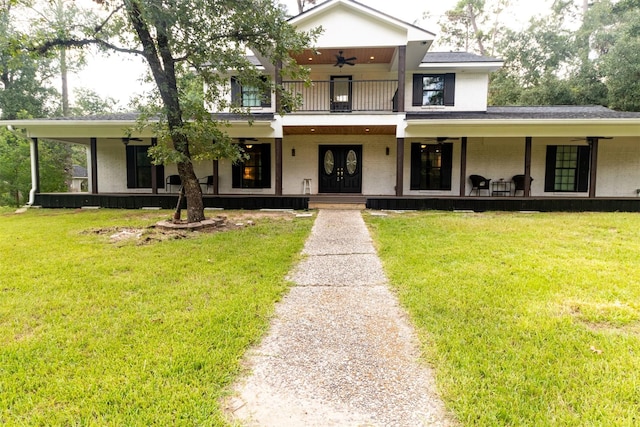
[224,210,456,426]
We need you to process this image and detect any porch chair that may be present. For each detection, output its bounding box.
[469,175,491,196]
[199,175,214,194]
[512,174,533,196]
[165,174,182,193]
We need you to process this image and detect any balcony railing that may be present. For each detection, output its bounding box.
[282,79,399,113]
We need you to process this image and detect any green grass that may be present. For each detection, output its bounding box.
[0,208,313,426]
[366,211,640,426]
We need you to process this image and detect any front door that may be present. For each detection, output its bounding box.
[330,76,352,112]
[319,145,362,193]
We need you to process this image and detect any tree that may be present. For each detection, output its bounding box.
[436,0,512,56]
[31,0,317,223]
[0,0,57,120]
[0,128,30,206]
[29,0,92,116]
[295,0,316,14]
[594,0,640,110]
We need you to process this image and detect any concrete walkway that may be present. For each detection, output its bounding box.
[225,210,456,426]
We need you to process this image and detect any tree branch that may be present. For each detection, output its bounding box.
[33,37,144,56]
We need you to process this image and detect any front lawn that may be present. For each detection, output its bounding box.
[367,211,640,426]
[0,209,313,426]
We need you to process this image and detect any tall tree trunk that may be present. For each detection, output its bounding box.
[57,0,69,116]
[467,4,486,56]
[126,0,205,223]
[60,47,69,116]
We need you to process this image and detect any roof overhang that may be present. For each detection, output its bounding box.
[3,117,275,142]
[419,61,504,73]
[405,119,640,138]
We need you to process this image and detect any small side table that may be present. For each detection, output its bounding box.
[491,180,511,196]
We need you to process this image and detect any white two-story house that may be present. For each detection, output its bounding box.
[6,0,640,211]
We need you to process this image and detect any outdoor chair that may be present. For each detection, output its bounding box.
[165,174,182,193]
[469,174,491,196]
[512,174,533,196]
[199,175,214,194]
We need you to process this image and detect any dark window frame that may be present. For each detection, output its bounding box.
[544,145,590,192]
[126,145,164,189]
[410,142,453,190]
[412,73,456,107]
[232,143,271,189]
[231,76,272,108]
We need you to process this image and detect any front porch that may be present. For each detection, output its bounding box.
[33,193,640,212]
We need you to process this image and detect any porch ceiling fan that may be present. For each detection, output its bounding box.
[334,51,357,67]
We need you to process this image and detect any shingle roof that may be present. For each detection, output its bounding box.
[28,112,275,122]
[407,106,640,120]
[422,52,502,64]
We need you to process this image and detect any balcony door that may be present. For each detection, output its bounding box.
[330,76,352,112]
[319,145,362,193]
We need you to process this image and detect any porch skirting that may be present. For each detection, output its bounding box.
[33,193,640,212]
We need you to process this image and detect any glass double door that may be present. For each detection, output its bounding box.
[318,145,362,193]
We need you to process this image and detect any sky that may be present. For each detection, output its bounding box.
[71,0,549,108]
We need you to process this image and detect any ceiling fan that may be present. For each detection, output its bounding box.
[334,51,357,68]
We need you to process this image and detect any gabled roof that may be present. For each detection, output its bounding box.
[290,0,436,40]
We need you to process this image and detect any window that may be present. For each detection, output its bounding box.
[412,74,455,107]
[544,145,590,192]
[232,143,271,188]
[126,145,164,189]
[410,143,453,190]
[231,77,271,108]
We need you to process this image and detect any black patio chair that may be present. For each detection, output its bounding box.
[512,174,533,196]
[165,174,182,193]
[199,175,214,194]
[469,174,491,196]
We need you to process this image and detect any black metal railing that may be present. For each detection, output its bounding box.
[282,79,398,112]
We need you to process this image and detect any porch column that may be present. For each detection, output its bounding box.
[588,137,599,198]
[90,137,98,194]
[151,137,158,194]
[275,137,283,195]
[396,138,404,196]
[275,60,282,112]
[212,160,219,195]
[28,138,40,205]
[459,137,467,196]
[524,136,532,197]
[396,45,406,112]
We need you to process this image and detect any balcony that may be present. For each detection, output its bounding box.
[282,79,399,113]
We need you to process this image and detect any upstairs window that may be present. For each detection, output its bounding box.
[410,143,453,190]
[232,143,271,188]
[231,76,271,108]
[544,145,590,192]
[412,74,456,107]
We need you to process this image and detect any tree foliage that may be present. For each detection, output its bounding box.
[29,0,318,222]
[0,127,30,206]
[438,0,640,110]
